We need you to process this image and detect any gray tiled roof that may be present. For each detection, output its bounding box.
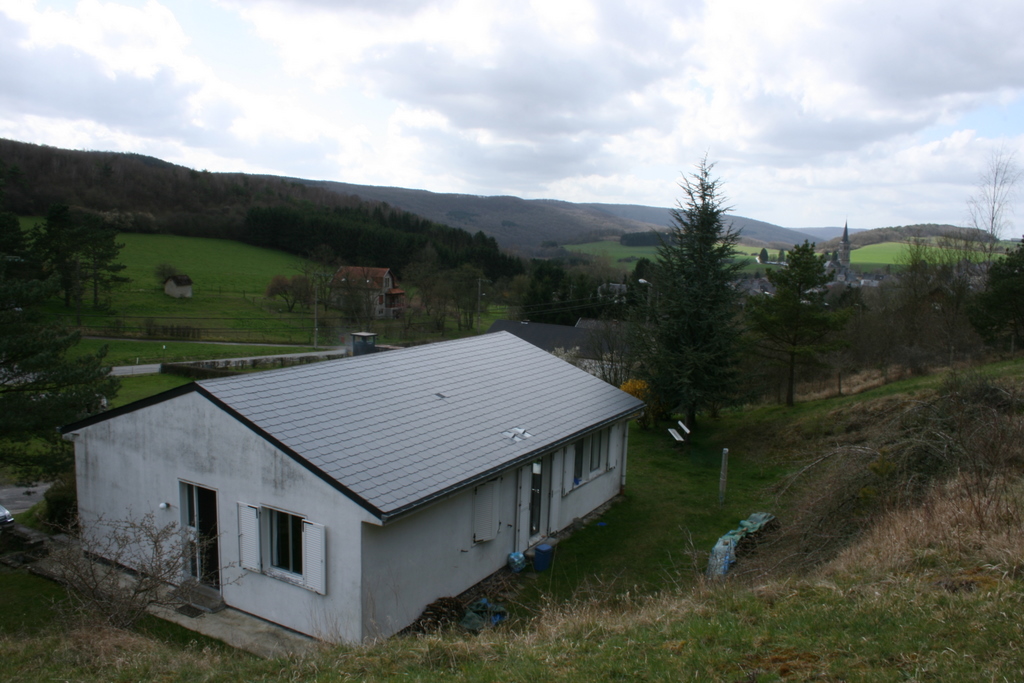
[197,332,643,519]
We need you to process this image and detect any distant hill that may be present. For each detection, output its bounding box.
[0,138,521,280]
[797,226,867,241]
[301,180,818,250]
[817,223,975,251]
[0,137,895,253]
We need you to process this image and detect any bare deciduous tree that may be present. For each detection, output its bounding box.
[967,145,1022,247]
[265,274,310,312]
[48,513,217,628]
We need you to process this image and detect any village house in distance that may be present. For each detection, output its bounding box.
[332,266,405,319]
[61,333,643,642]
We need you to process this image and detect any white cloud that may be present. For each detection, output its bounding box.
[0,0,1022,231]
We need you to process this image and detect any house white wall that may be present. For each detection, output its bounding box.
[163,280,192,298]
[551,421,629,533]
[360,474,519,639]
[359,418,630,639]
[71,391,376,642]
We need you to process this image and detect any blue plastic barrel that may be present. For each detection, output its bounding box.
[533,544,554,572]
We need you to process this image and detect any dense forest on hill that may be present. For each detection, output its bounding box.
[0,138,519,280]
[819,223,974,250]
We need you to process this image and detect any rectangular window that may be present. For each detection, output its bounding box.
[237,503,326,594]
[573,440,584,482]
[590,430,604,472]
[566,428,610,493]
[270,509,304,575]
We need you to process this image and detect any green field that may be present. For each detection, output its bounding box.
[117,233,300,295]
[23,231,513,345]
[565,240,760,273]
[565,240,659,265]
[35,233,315,343]
[564,238,982,275]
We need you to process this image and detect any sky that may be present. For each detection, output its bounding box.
[1,0,1023,232]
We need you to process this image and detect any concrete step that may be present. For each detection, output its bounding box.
[173,580,227,613]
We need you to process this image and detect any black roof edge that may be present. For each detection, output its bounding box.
[379,404,644,524]
[194,386,386,521]
[60,382,199,434]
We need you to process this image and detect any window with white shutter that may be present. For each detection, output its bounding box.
[473,479,500,543]
[236,502,326,594]
[237,503,261,572]
[302,521,326,595]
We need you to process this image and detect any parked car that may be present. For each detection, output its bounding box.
[0,503,14,528]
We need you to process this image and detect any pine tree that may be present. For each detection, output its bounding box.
[969,240,1024,350]
[746,241,850,406]
[0,181,118,479]
[633,156,743,428]
[30,206,127,319]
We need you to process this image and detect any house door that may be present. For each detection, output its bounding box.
[528,459,548,545]
[182,483,220,589]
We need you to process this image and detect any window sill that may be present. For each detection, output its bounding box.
[262,566,307,589]
[567,467,611,494]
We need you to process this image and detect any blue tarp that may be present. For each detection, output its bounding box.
[706,512,776,578]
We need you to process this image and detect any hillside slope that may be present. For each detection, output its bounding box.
[303,180,819,248]
[4,364,1023,680]
[1,137,827,251]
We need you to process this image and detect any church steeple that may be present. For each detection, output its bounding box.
[838,221,851,267]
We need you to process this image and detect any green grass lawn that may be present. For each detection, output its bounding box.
[109,374,193,408]
[522,422,785,605]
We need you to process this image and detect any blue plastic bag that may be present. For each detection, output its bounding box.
[507,552,526,572]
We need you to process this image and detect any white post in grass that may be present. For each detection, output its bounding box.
[719,448,729,506]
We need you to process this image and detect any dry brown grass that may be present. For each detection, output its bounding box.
[797,366,910,402]
[732,372,1024,585]
[824,474,1024,581]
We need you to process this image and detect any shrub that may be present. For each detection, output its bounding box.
[49,513,219,629]
[620,379,654,429]
[43,472,78,529]
[154,263,179,284]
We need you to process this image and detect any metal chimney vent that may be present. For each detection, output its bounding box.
[502,427,533,443]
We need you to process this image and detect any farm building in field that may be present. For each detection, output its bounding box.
[163,274,193,298]
[61,333,643,642]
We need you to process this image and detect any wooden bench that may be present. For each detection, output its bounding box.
[668,421,690,443]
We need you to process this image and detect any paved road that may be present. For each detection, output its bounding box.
[0,483,51,514]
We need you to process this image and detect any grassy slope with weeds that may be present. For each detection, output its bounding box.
[4,363,1024,681]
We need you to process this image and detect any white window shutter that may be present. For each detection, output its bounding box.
[561,446,573,495]
[237,503,261,572]
[302,520,326,595]
[473,479,500,542]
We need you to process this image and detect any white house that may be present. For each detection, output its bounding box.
[163,274,193,298]
[62,333,643,642]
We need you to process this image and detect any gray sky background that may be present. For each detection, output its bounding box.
[2,0,1022,231]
